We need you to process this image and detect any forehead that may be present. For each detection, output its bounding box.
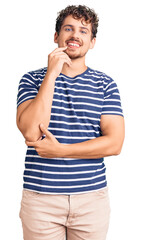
[61,15,91,30]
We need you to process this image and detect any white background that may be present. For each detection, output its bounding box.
[1,0,141,239]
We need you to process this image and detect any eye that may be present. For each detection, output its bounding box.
[81,30,87,34]
[65,28,72,32]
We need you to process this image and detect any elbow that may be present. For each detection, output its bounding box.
[23,131,41,142]
[17,121,42,142]
[23,127,43,142]
[112,142,124,156]
[113,148,122,156]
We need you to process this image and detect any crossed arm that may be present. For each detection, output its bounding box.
[17,47,125,159]
[17,92,125,159]
[24,115,125,159]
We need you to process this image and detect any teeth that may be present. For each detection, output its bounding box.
[68,43,79,47]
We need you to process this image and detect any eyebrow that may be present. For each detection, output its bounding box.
[63,24,89,32]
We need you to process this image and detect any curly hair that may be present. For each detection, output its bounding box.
[55,5,99,39]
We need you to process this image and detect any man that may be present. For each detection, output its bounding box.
[17,5,125,240]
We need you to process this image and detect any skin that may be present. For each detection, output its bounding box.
[17,15,125,159]
[54,15,96,77]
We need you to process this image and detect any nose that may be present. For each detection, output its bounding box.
[72,29,81,38]
[69,30,81,43]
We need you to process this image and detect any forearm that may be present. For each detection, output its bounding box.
[61,135,121,159]
[18,47,72,142]
[18,73,56,141]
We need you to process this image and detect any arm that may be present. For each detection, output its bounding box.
[16,73,56,142]
[62,115,125,158]
[16,46,72,142]
[26,115,125,159]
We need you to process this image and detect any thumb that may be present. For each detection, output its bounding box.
[39,123,53,138]
[39,123,48,135]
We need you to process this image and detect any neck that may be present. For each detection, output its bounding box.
[61,58,87,78]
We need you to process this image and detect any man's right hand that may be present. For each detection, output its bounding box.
[17,47,72,142]
[46,46,72,78]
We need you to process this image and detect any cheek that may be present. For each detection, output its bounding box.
[83,43,91,51]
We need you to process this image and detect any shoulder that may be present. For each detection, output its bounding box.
[24,67,47,79]
[21,67,47,86]
[86,67,115,85]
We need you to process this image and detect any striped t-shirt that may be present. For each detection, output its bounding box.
[17,66,123,195]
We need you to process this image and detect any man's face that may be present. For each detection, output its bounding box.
[54,15,96,59]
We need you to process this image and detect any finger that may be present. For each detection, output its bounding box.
[50,51,70,59]
[39,123,48,135]
[59,56,72,66]
[62,57,72,67]
[51,51,69,56]
[50,46,68,55]
[57,54,72,66]
[54,46,68,53]
[49,53,72,67]
[25,140,37,147]
[53,52,72,65]
[40,124,55,139]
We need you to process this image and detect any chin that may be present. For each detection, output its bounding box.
[68,53,85,60]
[65,51,82,59]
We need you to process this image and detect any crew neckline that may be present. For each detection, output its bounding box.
[60,66,90,79]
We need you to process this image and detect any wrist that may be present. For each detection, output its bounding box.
[45,70,58,80]
[57,143,70,158]
[58,143,73,158]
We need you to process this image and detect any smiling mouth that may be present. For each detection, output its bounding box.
[67,42,81,48]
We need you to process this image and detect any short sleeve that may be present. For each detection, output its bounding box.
[101,77,123,116]
[17,72,39,108]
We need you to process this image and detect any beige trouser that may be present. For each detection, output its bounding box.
[19,187,110,240]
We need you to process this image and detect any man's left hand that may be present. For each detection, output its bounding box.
[25,123,63,158]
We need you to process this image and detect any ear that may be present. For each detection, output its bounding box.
[89,37,96,49]
[54,32,59,43]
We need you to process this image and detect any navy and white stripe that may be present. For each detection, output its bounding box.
[17,66,123,195]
